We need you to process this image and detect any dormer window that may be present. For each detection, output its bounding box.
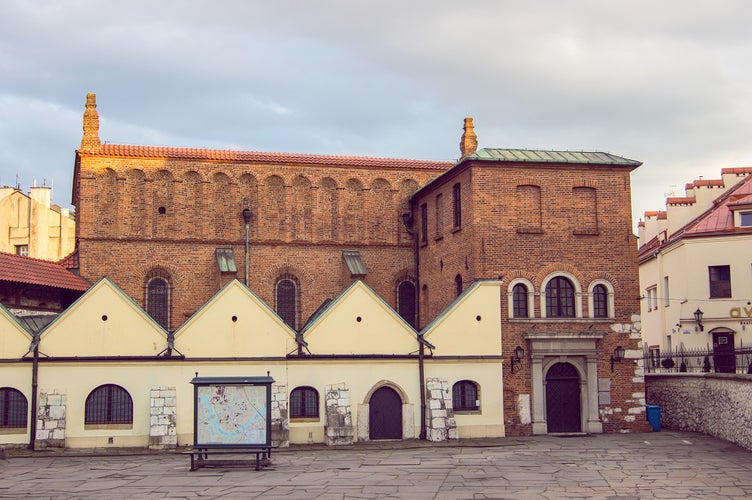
[740,212,752,227]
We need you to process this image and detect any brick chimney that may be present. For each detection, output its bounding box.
[80,93,101,153]
[459,117,477,158]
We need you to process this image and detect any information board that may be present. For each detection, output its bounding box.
[191,376,273,448]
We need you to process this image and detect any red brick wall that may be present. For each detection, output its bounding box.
[415,160,648,435]
[75,154,447,331]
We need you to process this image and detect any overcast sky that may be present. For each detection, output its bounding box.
[2,0,751,230]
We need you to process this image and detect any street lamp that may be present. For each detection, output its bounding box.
[510,346,524,373]
[242,209,252,286]
[693,308,704,332]
[611,346,625,373]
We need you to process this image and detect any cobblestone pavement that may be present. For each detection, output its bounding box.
[2,431,752,499]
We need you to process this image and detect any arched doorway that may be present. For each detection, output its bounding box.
[545,362,581,433]
[369,386,402,439]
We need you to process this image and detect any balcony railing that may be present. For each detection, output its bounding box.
[643,345,752,374]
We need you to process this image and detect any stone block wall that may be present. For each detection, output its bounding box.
[271,384,289,448]
[325,382,353,445]
[645,373,752,450]
[149,387,177,449]
[35,390,66,449]
[425,378,457,442]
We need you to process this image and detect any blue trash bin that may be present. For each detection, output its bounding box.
[646,405,661,432]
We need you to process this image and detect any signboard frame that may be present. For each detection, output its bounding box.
[190,376,274,449]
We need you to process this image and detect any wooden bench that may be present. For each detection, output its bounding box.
[186,446,274,471]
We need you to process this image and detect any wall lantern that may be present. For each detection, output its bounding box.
[510,346,525,373]
[611,346,625,373]
[242,209,252,225]
[693,308,704,331]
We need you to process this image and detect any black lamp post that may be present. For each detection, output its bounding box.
[242,209,252,286]
[694,308,704,331]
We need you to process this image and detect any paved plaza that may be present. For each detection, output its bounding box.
[2,431,752,499]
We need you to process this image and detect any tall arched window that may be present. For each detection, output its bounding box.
[455,274,463,297]
[593,284,608,318]
[276,275,298,330]
[0,387,27,428]
[512,283,529,318]
[85,384,133,425]
[290,386,319,419]
[452,380,479,412]
[546,276,575,318]
[397,280,417,328]
[145,268,171,331]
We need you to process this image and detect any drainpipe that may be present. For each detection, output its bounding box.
[242,209,252,286]
[28,337,39,450]
[403,209,426,440]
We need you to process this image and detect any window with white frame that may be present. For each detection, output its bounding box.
[646,286,657,311]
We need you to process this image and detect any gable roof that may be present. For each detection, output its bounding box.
[90,144,454,171]
[0,252,90,291]
[39,277,168,357]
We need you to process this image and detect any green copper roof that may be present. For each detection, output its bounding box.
[467,148,641,166]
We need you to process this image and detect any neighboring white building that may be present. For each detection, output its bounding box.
[638,167,752,372]
[0,186,76,261]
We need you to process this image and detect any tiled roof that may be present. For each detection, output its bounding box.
[94,144,454,171]
[466,148,641,167]
[666,196,696,205]
[686,175,752,235]
[643,211,667,219]
[722,167,752,175]
[690,179,724,188]
[0,252,90,291]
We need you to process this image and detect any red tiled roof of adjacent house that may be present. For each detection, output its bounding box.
[691,179,724,188]
[721,167,752,175]
[666,196,696,205]
[57,249,79,271]
[0,252,90,291]
[94,144,455,171]
[643,211,667,219]
[686,176,752,235]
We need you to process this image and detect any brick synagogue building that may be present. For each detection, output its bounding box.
[39,93,650,446]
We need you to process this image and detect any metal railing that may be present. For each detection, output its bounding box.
[643,345,752,374]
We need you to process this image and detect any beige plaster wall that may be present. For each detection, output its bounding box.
[303,281,419,355]
[41,280,168,357]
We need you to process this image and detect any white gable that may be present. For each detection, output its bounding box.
[422,280,502,356]
[0,306,33,359]
[40,278,168,357]
[303,281,418,355]
[174,280,297,357]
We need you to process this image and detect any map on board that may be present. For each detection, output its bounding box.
[195,384,268,446]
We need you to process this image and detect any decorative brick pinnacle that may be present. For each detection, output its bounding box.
[459,116,477,158]
[80,93,101,152]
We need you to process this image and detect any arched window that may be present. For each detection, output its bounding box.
[397,280,417,328]
[455,274,463,297]
[85,384,133,425]
[593,284,608,318]
[276,275,298,330]
[452,380,479,412]
[145,268,171,331]
[290,387,319,419]
[512,283,529,318]
[546,276,575,318]
[0,388,27,428]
